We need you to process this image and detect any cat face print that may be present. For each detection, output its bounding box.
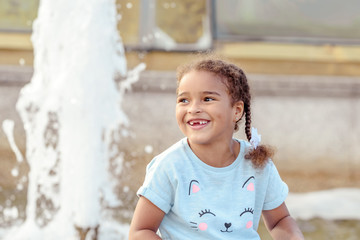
[188,176,256,234]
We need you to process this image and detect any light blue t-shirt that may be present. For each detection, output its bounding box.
[137,138,288,240]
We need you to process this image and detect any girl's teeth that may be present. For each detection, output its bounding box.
[189,121,207,125]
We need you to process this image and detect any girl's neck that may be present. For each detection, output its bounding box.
[188,139,240,168]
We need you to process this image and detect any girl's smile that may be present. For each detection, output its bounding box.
[187,119,210,129]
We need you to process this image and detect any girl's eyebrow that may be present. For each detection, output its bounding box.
[177,92,187,97]
[177,91,221,97]
[203,91,221,96]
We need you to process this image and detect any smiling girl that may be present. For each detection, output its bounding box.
[129,56,304,240]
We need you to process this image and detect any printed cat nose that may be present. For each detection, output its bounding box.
[224,222,232,229]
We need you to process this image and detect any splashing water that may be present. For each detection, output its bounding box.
[3,0,145,239]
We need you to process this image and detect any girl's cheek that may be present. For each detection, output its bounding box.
[198,222,208,231]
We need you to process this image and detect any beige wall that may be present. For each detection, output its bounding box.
[1,68,360,196]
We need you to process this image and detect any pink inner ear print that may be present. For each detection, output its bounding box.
[192,184,200,193]
[189,180,200,195]
[247,182,254,191]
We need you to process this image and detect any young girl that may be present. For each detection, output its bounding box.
[129,56,304,239]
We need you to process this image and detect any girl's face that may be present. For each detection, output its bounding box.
[176,70,244,146]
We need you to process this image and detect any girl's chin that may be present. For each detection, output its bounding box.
[187,137,212,146]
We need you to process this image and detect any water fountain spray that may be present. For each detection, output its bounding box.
[3,0,145,239]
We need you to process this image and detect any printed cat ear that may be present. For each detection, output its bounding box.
[189,180,200,195]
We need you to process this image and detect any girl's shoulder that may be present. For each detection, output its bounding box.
[146,138,189,170]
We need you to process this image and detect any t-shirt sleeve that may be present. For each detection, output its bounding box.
[137,157,175,214]
[262,161,289,210]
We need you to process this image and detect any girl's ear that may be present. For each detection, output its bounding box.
[233,101,244,122]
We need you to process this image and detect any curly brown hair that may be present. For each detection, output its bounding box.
[176,54,273,168]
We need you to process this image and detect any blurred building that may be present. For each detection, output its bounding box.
[1,0,360,75]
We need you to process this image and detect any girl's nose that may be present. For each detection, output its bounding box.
[188,102,202,114]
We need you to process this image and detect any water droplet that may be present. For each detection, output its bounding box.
[123,186,129,192]
[117,14,122,21]
[121,129,129,137]
[126,2,133,9]
[3,206,19,219]
[11,168,19,177]
[21,175,27,182]
[154,32,161,39]
[144,145,153,154]
[19,58,25,66]
[17,183,24,191]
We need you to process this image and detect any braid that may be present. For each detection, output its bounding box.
[244,103,252,141]
[244,99,274,169]
[242,78,274,169]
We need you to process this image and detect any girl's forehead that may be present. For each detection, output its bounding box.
[179,70,223,84]
[177,70,228,92]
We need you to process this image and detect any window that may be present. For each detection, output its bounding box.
[214,0,360,45]
[119,0,213,51]
[0,0,39,32]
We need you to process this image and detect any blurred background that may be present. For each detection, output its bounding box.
[0,0,360,239]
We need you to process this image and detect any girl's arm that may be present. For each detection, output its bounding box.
[262,202,304,240]
[129,196,165,240]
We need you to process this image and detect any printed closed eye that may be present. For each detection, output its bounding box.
[198,209,216,217]
[240,208,254,217]
[240,208,254,229]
